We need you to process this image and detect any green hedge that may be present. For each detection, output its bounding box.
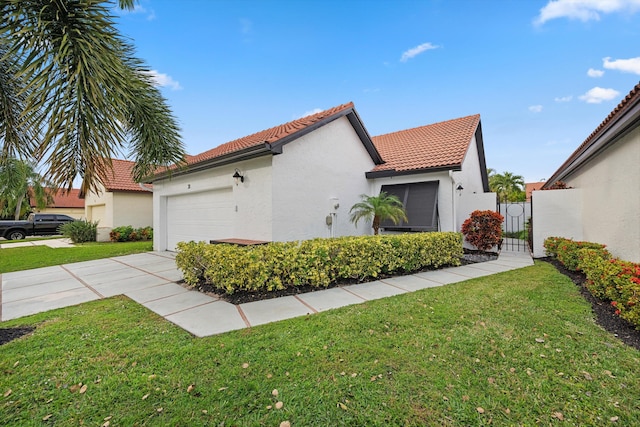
[544,237,640,329]
[176,232,463,294]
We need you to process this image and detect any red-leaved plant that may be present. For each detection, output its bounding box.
[461,210,504,252]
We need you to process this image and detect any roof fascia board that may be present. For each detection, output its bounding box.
[366,164,462,179]
[268,108,384,164]
[544,101,640,186]
[474,121,490,192]
[346,109,385,164]
[153,144,272,181]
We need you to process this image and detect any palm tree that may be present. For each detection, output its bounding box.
[0,158,52,219]
[0,0,185,194]
[349,192,408,235]
[489,171,525,203]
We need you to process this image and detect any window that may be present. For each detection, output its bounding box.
[380,181,439,231]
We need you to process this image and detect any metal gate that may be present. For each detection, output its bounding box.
[498,201,531,252]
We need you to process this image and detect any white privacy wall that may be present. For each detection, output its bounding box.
[271,116,375,240]
[531,189,583,258]
[560,132,640,263]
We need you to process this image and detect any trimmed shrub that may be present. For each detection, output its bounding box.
[176,232,463,294]
[555,239,606,271]
[59,219,98,243]
[461,210,504,252]
[545,236,640,329]
[110,226,153,242]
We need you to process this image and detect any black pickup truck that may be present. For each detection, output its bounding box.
[0,213,76,240]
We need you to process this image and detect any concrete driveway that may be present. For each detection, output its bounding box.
[1,249,534,337]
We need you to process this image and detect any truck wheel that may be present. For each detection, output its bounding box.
[7,230,26,240]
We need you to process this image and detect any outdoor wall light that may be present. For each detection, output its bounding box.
[232,169,244,185]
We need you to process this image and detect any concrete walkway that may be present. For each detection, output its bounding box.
[0,249,534,337]
[0,237,75,249]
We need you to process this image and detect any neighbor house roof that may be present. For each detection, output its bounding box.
[30,188,84,209]
[156,102,384,179]
[366,114,483,177]
[102,159,153,192]
[543,82,640,188]
[525,182,545,201]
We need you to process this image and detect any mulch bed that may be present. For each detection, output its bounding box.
[196,250,498,305]
[540,257,640,351]
[0,327,35,346]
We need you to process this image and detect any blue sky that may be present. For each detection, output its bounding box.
[115,0,640,183]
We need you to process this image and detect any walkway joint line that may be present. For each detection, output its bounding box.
[60,265,105,299]
[294,295,318,314]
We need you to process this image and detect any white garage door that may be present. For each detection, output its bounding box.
[166,188,234,251]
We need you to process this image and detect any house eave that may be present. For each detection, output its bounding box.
[152,144,273,182]
[366,164,462,179]
[543,89,640,188]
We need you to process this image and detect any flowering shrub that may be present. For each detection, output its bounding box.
[110,226,153,242]
[557,240,607,271]
[461,210,504,252]
[545,237,640,329]
[176,232,463,293]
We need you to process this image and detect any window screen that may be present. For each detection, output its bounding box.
[380,181,439,231]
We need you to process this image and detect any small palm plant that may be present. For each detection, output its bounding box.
[349,192,408,235]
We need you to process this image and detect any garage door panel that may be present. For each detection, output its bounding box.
[166,189,233,251]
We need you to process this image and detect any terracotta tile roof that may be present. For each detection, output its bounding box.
[370,114,481,174]
[186,102,356,167]
[544,81,640,187]
[102,159,153,192]
[30,188,84,208]
[525,182,545,201]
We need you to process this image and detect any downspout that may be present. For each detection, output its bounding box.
[449,170,456,232]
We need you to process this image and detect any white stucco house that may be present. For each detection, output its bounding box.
[533,82,640,263]
[84,159,154,241]
[152,102,492,251]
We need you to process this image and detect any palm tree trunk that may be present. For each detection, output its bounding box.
[372,215,380,235]
[13,194,24,220]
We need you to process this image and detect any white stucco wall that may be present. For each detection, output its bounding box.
[112,192,153,228]
[561,130,640,262]
[531,189,583,258]
[271,116,375,240]
[152,156,273,251]
[84,183,113,228]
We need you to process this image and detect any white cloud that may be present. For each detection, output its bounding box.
[554,95,573,102]
[400,42,440,62]
[529,105,544,113]
[579,86,620,103]
[534,0,640,25]
[240,18,253,35]
[144,70,182,90]
[297,108,323,119]
[118,4,156,20]
[587,68,604,77]
[603,56,640,74]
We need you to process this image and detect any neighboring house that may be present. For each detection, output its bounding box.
[29,188,85,219]
[525,182,545,202]
[534,82,640,263]
[84,159,153,241]
[151,102,492,251]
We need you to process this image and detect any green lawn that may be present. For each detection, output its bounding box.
[1,262,638,426]
[0,241,153,273]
